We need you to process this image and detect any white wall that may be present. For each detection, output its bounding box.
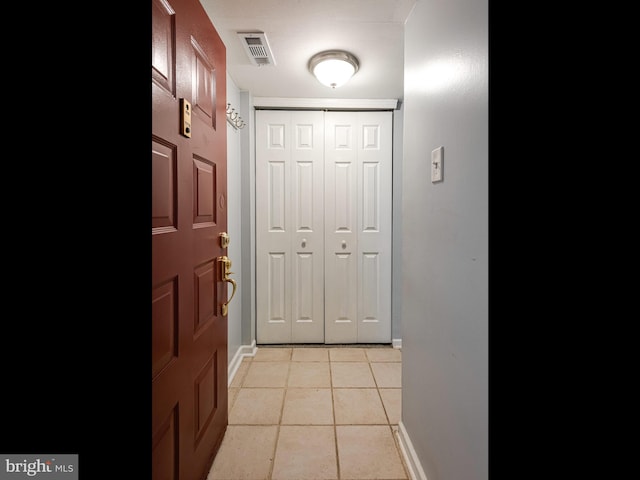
[401,0,488,479]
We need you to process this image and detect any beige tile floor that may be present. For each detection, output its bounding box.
[207,346,406,480]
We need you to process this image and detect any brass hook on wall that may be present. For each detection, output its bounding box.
[226,102,246,129]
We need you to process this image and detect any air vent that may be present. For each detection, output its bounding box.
[237,31,276,66]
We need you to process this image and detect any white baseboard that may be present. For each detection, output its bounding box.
[228,341,257,386]
[397,421,428,480]
[392,338,402,349]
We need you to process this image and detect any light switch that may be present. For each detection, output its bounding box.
[431,146,443,183]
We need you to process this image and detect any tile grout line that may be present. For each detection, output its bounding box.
[329,350,342,480]
[368,352,394,427]
[366,352,391,424]
[268,348,292,480]
[381,357,411,480]
[369,351,411,480]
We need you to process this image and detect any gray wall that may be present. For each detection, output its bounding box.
[401,0,488,479]
[226,80,256,356]
[239,90,256,346]
[226,74,243,364]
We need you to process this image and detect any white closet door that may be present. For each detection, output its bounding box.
[324,111,392,343]
[256,110,325,343]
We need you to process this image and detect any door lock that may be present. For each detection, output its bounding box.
[219,232,230,248]
[180,98,192,138]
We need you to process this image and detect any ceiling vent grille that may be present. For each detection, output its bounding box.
[237,32,276,66]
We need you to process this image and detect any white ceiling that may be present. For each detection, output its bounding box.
[200,0,416,101]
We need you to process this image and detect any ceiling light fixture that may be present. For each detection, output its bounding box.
[308,50,359,89]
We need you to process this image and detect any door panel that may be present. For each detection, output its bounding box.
[325,111,392,343]
[324,114,359,343]
[256,110,325,343]
[257,111,291,343]
[324,250,358,343]
[152,0,227,479]
[355,112,392,343]
[291,114,325,342]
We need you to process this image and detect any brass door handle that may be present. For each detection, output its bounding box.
[218,256,237,316]
[222,277,237,316]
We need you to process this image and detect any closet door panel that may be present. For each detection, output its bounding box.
[257,111,292,343]
[291,111,324,343]
[356,112,393,343]
[324,112,359,343]
[324,251,358,343]
[256,110,324,344]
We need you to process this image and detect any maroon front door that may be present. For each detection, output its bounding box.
[152,0,228,478]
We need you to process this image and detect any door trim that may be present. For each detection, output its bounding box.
[253,97,398,110]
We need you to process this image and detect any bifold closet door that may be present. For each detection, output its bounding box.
[256,109,392,345]
[256,110,325,344]
[324,111,392,343]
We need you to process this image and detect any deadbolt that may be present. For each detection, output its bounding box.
[219,232,230,248]
[180,98,192,138]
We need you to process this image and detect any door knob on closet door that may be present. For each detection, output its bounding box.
[301,239,307,248]
[341,241,347,249]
